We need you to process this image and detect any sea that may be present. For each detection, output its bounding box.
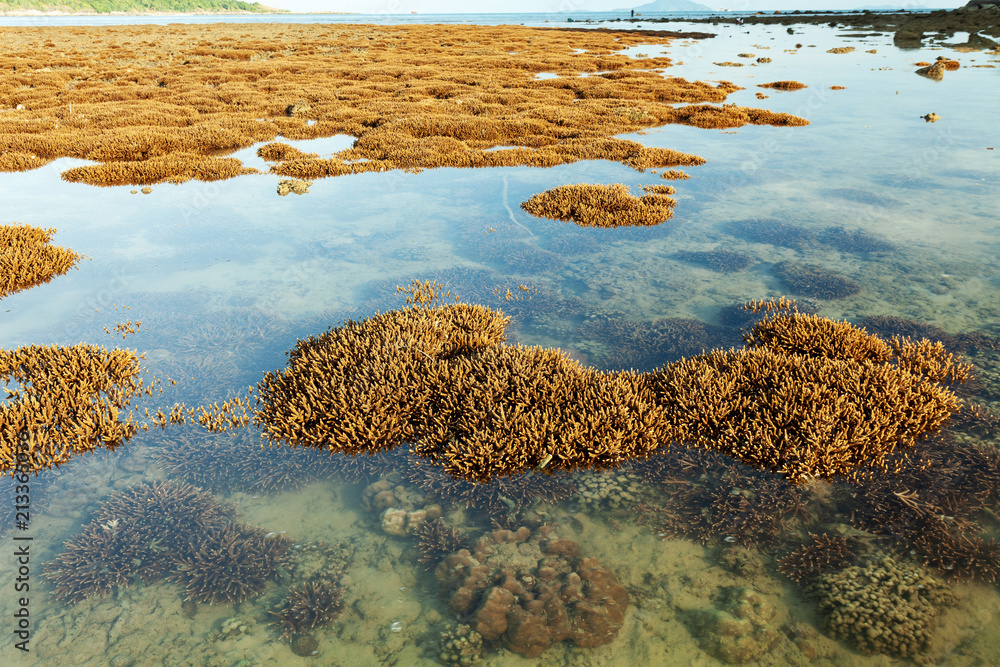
[1,9,998,667]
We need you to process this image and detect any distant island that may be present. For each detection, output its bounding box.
[0,0,281,14]
[617,0,714,12]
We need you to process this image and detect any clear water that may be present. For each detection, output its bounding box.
[1,15,999,667]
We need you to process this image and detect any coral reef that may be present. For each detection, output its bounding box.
[43,481,235,603]
[0,223,83,298]
[240,290,969,486]
[152,426,341,494]
[576,314,731,372]
[520,183,679,228]
[0,24,808,186]
[772,260,862,299]
[169,522,294,605]
[723,218,816,249]
[778,533,860,584]
[819,226,896,253]
[572,470,644,511]
[434,526,628,657]
[636,449,805,547]
[438,624,484,666]
[415,518,469,569]
[691,587,781,664]
[757,80,807,90]
[270,579,345,641]
[673,248,754,272]
[813,555,955,657]
[1,344,156,474]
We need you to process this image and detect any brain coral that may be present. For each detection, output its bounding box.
[434,526,628,657]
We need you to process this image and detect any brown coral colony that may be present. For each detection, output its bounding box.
[248,287,969,486]
[1,223,83,298]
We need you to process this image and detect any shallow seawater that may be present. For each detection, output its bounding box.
[2,17,1000,667]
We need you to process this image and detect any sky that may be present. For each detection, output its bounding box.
[265,1,965,14]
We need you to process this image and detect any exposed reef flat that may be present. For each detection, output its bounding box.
[0,22,806,187]
[612,5,1000,46]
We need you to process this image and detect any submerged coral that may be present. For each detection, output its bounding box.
[576,314,732,372]
[813,555,955,658]
[778,533,860,584]
[169,522,293,605]
[152,426,341,494]
[772,261,862,300]
[691,587,782,664]
[43,481,235,603]
[270,580,345,641]
[434,526,628,658]
[674,248,754,272]
[723,218,816,249]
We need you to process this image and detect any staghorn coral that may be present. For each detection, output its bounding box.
[575,314,731,372]
[434,526,628,658]
[43,522,149,604]
[673,248,754,273]
[61,153,258,186]
[43,480,235,603]
[1,344,159,475]
[1,223,83,298]
[635,449,805,547]
[270,579,345,641]
[239,291,968,486]
[648,301,970,484]
[152,425,341,495]
[253,298,511,456]
[757,80,807,90]
[520,183,679,228]
[778,533,859,584]
[842,432,1000,583]
[169,522,293,605]
[819,226,895,253]
[723,218,816,249]
[813,555,955,658]
[0,24,807,186]
[772,260,861,300]
[415,517,469,569]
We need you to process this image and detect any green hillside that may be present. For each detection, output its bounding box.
[0,0,279,13]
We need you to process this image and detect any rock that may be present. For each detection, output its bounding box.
[921,113,941,122]
[286,99,311,116]
[140,186,152,194]
[915,61,947,80]
[276,179,312,196]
